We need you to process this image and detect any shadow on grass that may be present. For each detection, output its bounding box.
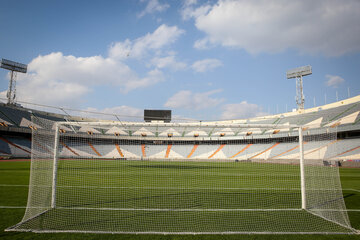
[344,193,356,199]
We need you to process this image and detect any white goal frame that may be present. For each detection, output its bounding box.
[50,122,307,211]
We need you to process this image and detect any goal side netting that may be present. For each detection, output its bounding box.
[6,117,356,234]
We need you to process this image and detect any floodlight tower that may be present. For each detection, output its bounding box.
[0,58,27,105]
[286,65,312,110]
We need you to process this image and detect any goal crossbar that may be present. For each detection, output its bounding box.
[55,121,300,129]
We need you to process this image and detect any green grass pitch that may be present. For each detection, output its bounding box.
[1,160,360,239]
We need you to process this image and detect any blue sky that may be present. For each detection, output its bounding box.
[0,0,359,121]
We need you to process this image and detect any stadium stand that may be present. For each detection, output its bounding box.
[22,138,354,163]
[0,95,359,164]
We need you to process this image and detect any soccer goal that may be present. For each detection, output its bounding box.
[6,117,357,234]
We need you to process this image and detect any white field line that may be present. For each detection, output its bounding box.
[0,206,27,208]
[6,230,357,235]
[58,207,303,211]
[347,188,360,193]
[66,171,360,179]
[3,169,358,178]
[1,184,360,192]
[0,184,28,187]
[1,206,360,212]
[0,184,301,190]
[0,206,48,209]
[0,170,303,177]
[78,172,300,177]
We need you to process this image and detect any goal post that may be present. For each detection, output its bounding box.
[7,117,358,234]
[49,121,309,212]
[298,127,306,210]
[51,123,60,209]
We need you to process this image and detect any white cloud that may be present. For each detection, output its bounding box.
[221,101,267,120]
[191,58,222,72]
[171,114,198,123]
[181,0,211,20]
[183,0,197,7]
[164,89,224,110]
[325,74,345,88]
[107,40,132,60]
[151,55,187,70]
[0,91,7,102]
[138,0,170,18]
[100,105,142,116]
[123,68,164,92]
[83,106,143,121]
[193,37,213,50]
[109,24,185,60]
[12,52,164,106]
[1,24,188,108]
[188,0,360,56]
[1,24,186,108]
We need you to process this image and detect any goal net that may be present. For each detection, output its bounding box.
[7,117,356,234]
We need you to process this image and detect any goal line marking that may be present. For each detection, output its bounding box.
[0,184,301,190]
[58,207,304,211]
[1,206,360,212]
